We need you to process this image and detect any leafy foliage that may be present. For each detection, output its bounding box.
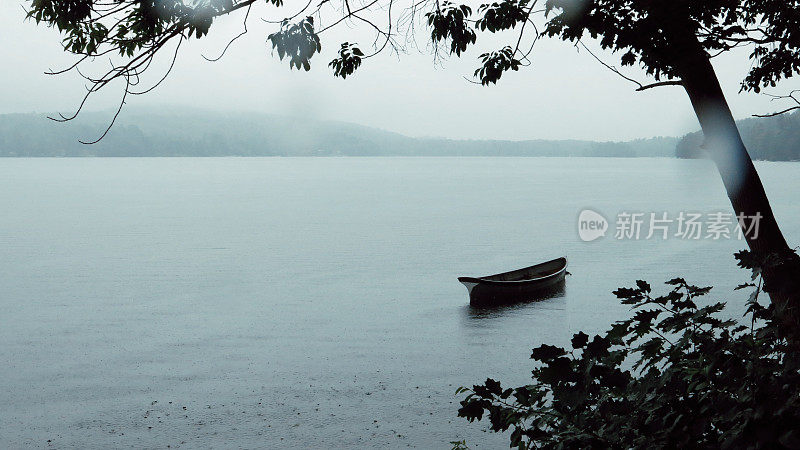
[329,42,364,79]
[426,2,476,56]
[24,0,800,100]
[475,0,530,32]
[267,17,321,71]
[474,47,521,85]
[541,0,800,92]
[27,0,278,55]
[456,253,800,449]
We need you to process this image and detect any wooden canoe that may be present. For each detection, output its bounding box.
[458,257,567,307]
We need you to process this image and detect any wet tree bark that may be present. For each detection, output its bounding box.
[674,48,800,332]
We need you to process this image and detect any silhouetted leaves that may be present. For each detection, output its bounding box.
[426,2,476,56]
[329,42,363,79]
[530,344,566,362]
[570,331,589,349]
[474,46,520,85]
[475,0,529,32]
[267,16,321,71]
[541,0,800,93]
[456,256,800,449]
[25,0,800,100]
[584,335,611,358]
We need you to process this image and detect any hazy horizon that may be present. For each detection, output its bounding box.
[1,106,684,143]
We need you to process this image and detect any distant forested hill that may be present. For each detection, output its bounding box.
[0,108,676,157]
[677,110,800,161]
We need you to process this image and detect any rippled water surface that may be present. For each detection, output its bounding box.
[2,157,799,448]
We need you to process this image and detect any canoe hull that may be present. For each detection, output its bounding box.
[458,257,567,307]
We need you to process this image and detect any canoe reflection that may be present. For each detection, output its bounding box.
[464,283,566,321]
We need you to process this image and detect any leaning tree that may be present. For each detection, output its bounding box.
[26,0,800,330]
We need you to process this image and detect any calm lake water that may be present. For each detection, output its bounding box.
[2,157,799,448]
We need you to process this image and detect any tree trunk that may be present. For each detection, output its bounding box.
[674,49,800,330]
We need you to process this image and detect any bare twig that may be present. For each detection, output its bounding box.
[754,90,800,117]
[80,77,130,145]
[203,4,253,62]
[577,40,683,92]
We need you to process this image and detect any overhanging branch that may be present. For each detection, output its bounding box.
[754,90,800,118]
[636,81,684,91]
[577,41,683,93]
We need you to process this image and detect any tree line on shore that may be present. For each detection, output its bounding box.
[677,110,800,161]
[1,108,797,160]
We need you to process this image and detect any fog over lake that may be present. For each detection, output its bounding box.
[2,157,799,448]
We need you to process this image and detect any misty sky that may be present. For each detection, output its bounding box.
[2,1,798,141]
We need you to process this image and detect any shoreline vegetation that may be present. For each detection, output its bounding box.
[1,107,798,160]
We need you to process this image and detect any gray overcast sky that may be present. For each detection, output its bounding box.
[2,1,798,141]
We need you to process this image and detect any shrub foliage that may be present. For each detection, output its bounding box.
[456,252,800,449]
